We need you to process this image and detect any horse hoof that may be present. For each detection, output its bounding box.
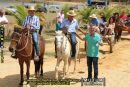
[40,74,43,77]
[18,83,23,87]
[62,76,67,79]
[26,84,30,87]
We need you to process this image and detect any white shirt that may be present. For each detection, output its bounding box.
[61,19,79,33]
[0,15,8,23]
[56,12,64,23]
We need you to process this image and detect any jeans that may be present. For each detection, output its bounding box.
[70,32,77,57]
[32,32,39,56]
[87,56,98,79]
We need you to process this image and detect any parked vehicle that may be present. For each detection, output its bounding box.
[5,6,17,15]
[47,5,62,13]
[36,6,47,13]
[23,3,36,9]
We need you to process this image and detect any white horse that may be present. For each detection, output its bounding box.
[55,30,79,79]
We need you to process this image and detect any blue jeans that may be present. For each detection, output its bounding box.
[70,32,77,57]
[32,32,39,56]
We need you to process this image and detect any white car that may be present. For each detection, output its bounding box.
[47,5,61,13]
[5,6,17,15]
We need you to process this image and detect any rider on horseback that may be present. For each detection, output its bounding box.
[23,7,40,60]
[61,10,85,58]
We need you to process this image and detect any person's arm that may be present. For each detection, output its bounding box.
[97,35,103,46]
[98,40,103,46]
[75,20,87,35]
[78,29,87,35]
[76,33,85,41]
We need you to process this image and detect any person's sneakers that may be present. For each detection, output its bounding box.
[94,78,98,82]
[87,78,92,82]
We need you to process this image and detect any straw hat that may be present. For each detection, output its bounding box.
[89,14,97,18]
[28,6,35,11]
[67,10,76,16]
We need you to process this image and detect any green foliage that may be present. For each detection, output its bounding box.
[9,5,28,26]
[100,7,114,21]
[79,7,96,23]
[62,4,70,18]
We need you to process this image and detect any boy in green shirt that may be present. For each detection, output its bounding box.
[77,26,103,81]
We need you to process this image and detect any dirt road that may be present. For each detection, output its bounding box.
[0,39,130,87]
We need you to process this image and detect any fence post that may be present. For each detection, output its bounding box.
[0,26,4,63]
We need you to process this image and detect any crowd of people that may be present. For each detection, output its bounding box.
[55,9,130,81]
[0,6,130,81]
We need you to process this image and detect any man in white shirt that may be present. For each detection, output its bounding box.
[0,9,8,25]
[61,10,84,58]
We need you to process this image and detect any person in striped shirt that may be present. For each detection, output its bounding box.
[23,6,40,60]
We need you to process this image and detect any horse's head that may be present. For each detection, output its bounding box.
[55,31,64,56]
[9,27,23,52]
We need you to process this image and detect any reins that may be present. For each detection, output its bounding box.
[11,31,33,57]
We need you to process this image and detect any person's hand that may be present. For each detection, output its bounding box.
[30,29,36,32]
[27,24,32,29]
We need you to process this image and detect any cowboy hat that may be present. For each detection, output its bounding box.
[89,14,97,18]
[67,10,76,16]
[28,6,35,11]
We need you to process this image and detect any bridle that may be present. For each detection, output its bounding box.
[55,34,68,56]
[11,31,32,57]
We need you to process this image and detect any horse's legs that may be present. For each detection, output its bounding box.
[55,58,61,79]
[114,29,117,43]
[40,57,44,76]
[67,58,71,74]
[19,59,24,85]
[63,58,68,79]
[25,60,30,84]
[34,61,38,78]
[34,60,40,78]
[118,29,122,41]
[73,58,77,73]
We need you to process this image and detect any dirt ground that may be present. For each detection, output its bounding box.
[0,32,130,87]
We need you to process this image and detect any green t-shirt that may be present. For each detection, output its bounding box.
[84,33,101,57]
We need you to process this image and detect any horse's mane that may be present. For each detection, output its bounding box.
[55,31,63,36]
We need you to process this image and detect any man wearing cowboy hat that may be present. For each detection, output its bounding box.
[90,14,99,26]
[23,6,40,60]
[61,10,85,58]
[89,14,100,33]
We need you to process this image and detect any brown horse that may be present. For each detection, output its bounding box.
[9,28,45,86]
